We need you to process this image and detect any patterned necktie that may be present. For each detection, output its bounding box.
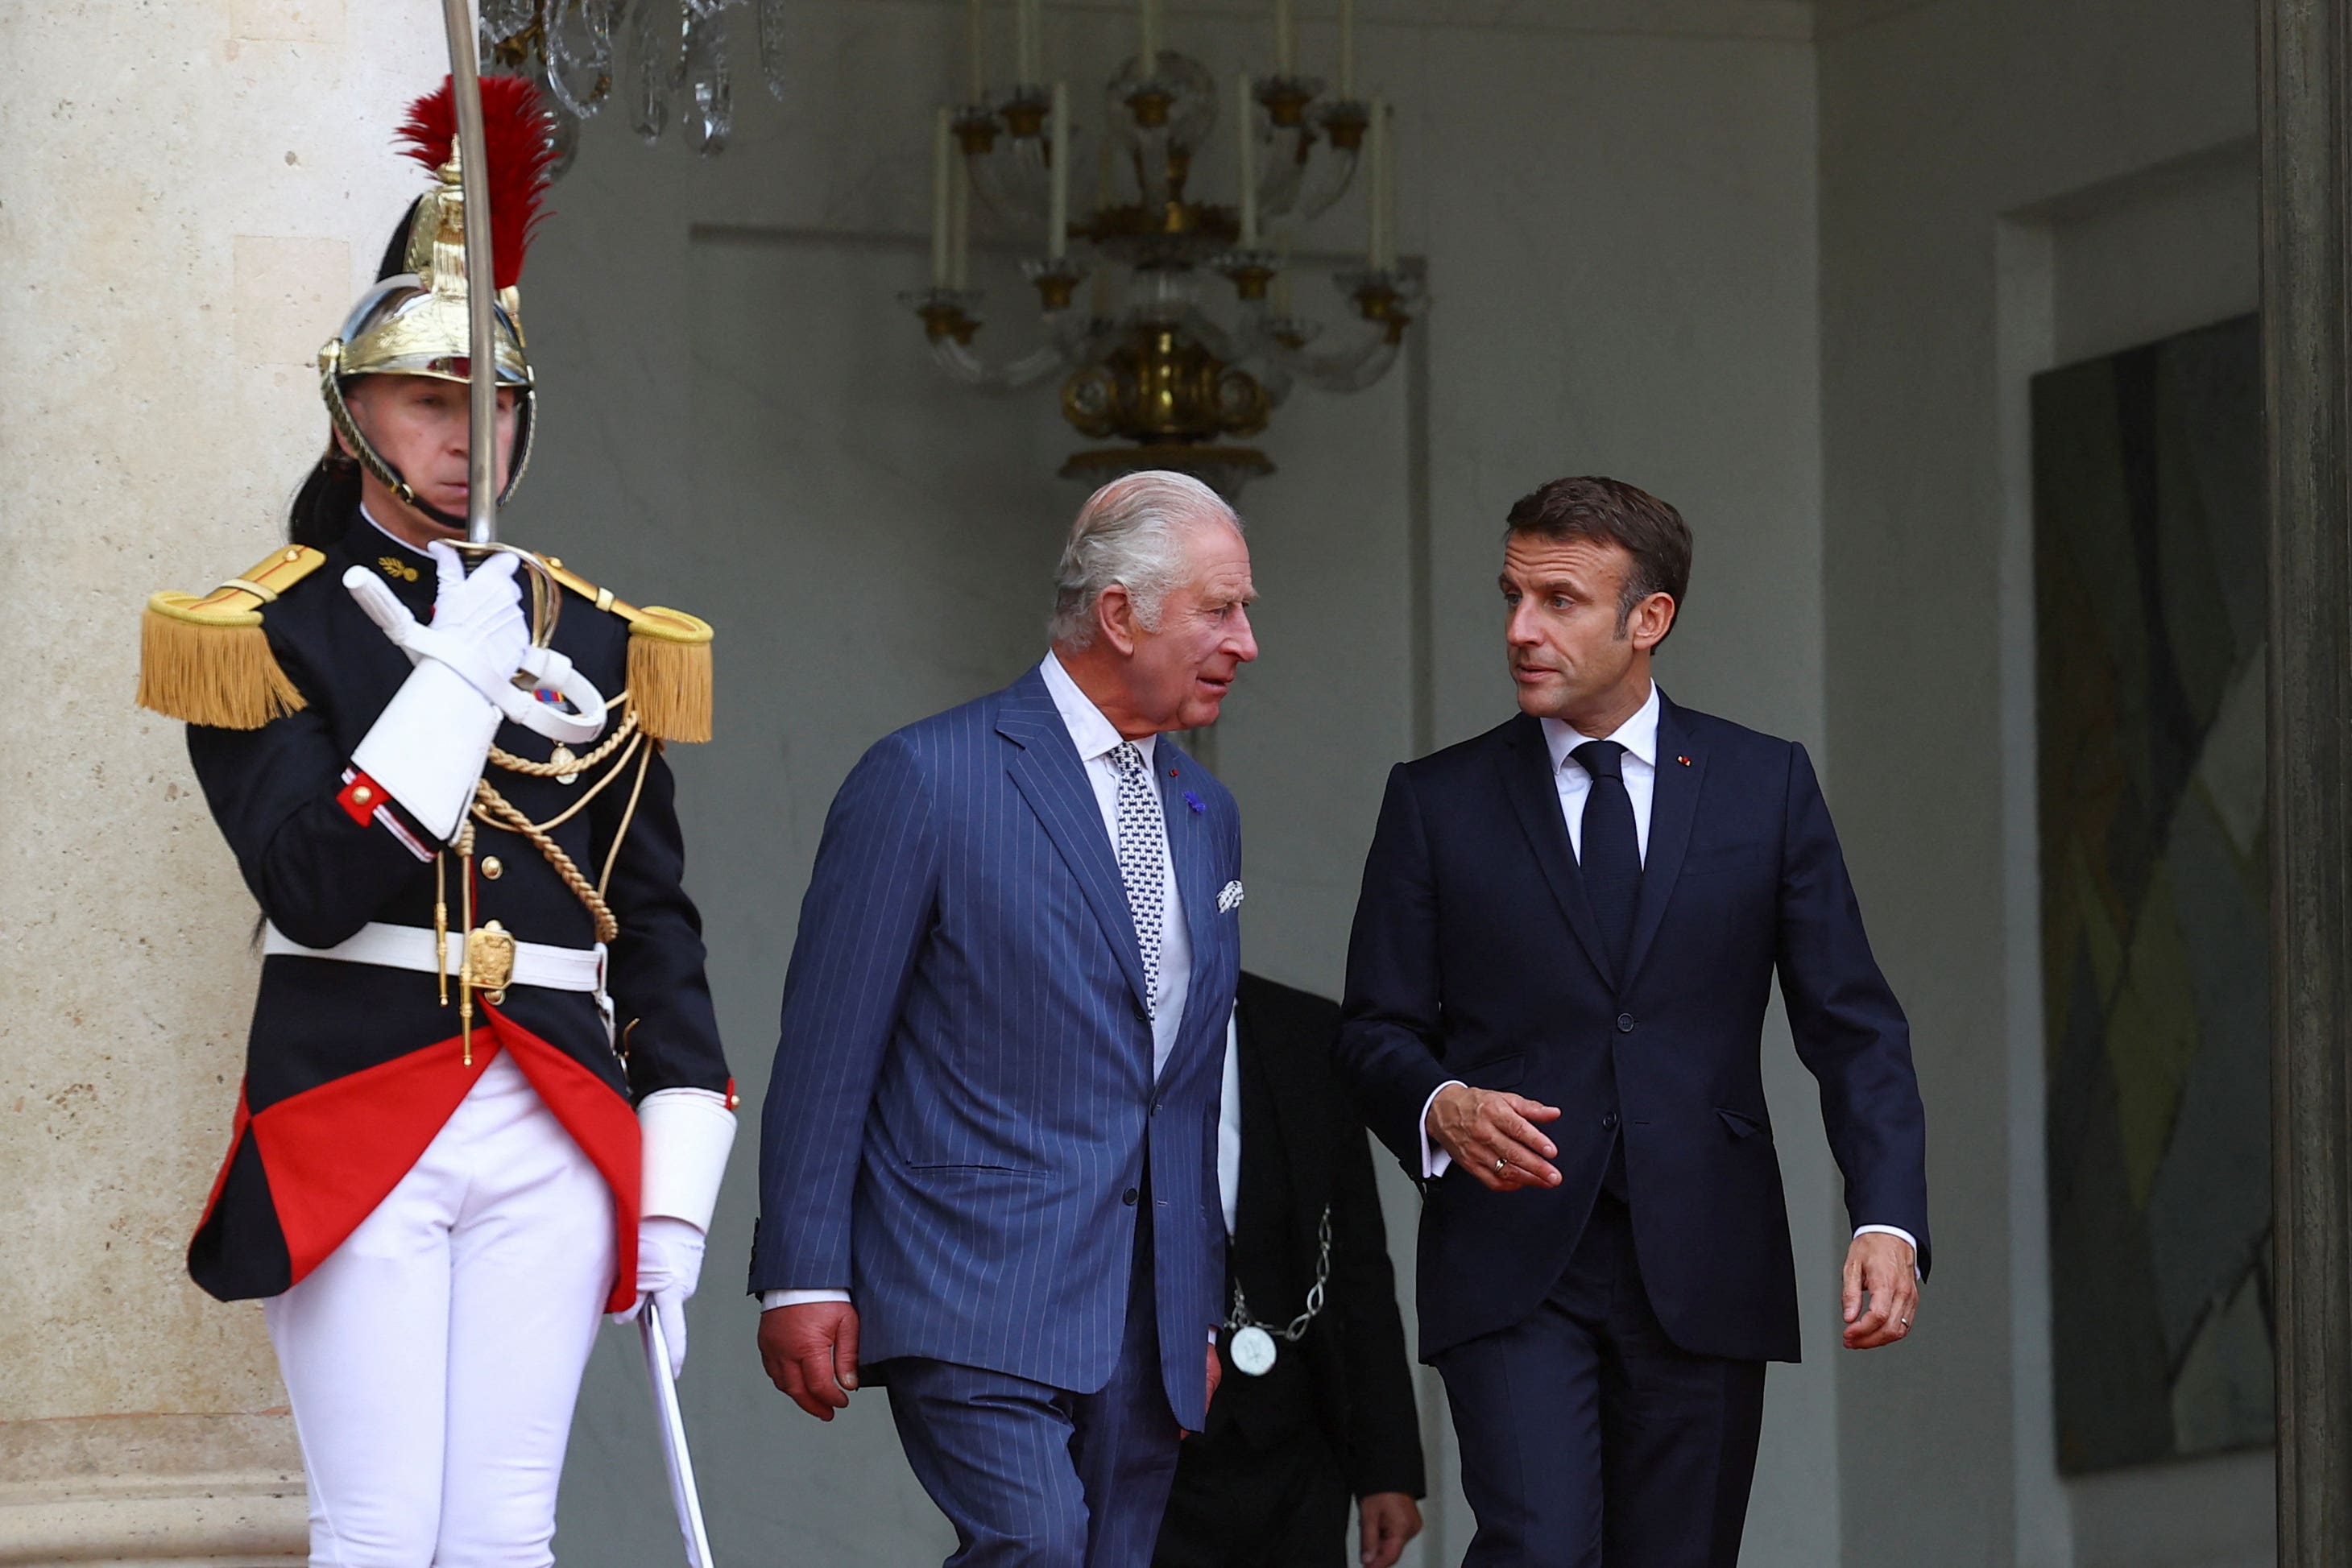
[1572,739,1641,978]
[1109,740,1168,1014]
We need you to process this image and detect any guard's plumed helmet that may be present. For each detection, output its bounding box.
[319,77,555,527]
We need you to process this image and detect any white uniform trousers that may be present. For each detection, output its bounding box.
[263,1049,617,1568]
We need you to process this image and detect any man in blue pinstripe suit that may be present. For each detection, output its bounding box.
[752,472,1258,1568]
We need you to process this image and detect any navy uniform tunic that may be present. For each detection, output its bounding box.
[184,512,729,1310]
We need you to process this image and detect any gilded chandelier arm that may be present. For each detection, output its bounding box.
[901,265,1106,394]
[1221,261,1422,395]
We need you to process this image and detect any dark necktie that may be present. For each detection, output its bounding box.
[1571,739,1641,978]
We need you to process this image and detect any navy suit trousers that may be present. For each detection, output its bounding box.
[885,1208,1183,1568]
[1434,1192,1766,1568]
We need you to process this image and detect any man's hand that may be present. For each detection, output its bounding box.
[1427,1082,1563,1191]
[758,1301,861,1420]
[1357,1491,1422,1568]
[1205,1343,1222,1413]
[1841,1232,1919,1349]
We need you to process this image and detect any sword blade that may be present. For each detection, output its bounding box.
[641,1311,718,1568]
[437,0,499,546]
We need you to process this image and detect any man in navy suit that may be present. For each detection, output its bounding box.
[1336,476,1929,1567]
[752,471,1257,1568]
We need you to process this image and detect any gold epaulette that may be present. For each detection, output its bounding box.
[540,556,713,744]
[138,545,324,729]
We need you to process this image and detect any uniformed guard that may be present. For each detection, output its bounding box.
[139,75,735,1568]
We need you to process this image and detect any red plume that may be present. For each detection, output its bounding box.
[394,75,555,291]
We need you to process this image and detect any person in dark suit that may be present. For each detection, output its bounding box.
[1335,477,1930,1568]
[752,471,1257,1568]
[1153,973,1425,1568]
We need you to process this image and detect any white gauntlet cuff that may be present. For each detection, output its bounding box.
[350,659,500,842]
[640,1087,737,1231]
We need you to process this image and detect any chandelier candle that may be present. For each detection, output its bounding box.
[1017,0,1043,86]
[931,105,954,288]
[950,138,972,290]
[1236,73,1259,248]
[1381,101,1399,271]
[1367,96,1393,271]
[967,0,988,99]
[1274,0,1296,75]
[1049,82,1070,260]
[1339,0,1357,98]
[1140,0,1161,77]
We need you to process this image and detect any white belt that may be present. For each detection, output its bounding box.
[263,921,607,994]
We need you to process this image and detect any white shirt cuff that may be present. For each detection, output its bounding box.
[760,1289,851,1311]
[1853,1224,1923,1280]
[1418,1081,1466,1178]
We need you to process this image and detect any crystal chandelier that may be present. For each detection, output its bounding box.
[480,0,789,168]
[906,0,1424,497]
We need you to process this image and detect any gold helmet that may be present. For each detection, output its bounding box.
[320,77,553,528]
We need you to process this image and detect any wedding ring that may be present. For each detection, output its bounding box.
[1495,1157,1508,1173]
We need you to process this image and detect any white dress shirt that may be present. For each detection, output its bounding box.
[764,653,1194,1311]
[1218,1010,1241,1237]
[1412,684,1916,1260]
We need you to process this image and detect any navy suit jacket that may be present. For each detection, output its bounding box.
[1336,695,1929,1365]
[750,666,1240,1429]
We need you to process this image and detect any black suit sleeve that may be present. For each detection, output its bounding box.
[1326,1089,1427,1499]
[1336,763,1451,1169]
[1774,742,1932,1274]
[593,738,730,1098]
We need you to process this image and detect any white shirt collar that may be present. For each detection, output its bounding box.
[358,504,433,562]
[1542,681,1662,775]
[1040,651,1155,767]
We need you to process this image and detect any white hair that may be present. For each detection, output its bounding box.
[1050,470,1243,648]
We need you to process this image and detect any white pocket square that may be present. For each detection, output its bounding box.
[1217,880,1245,914]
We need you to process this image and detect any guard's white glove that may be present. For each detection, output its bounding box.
[345,550,533,842]
[615,1215,706,1378]
[346,546,607,745]
[612,1086,737,1378]
[423,543,532,697]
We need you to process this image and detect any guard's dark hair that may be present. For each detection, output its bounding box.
[1504,475,1692,638]
[288,446,361,549]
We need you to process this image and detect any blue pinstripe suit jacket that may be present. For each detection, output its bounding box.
[750,666,1240,1429]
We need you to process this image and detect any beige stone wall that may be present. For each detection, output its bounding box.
[0,2,441,1558]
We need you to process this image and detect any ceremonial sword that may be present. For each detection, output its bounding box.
[437,0,501,548]
[431,6,718,1562]
[643,1312,721,1568]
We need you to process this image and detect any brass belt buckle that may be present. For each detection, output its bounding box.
[465,921,516,998]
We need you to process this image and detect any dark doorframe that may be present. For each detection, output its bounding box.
[2262,2,2352,1558]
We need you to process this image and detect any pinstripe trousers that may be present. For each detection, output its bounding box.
[884,1203,1183,1568]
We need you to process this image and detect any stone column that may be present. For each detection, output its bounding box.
[2262,0,2352,1561]
[0,4,439,1559]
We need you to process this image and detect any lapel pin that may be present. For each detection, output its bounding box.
[1676,755,1692,767]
